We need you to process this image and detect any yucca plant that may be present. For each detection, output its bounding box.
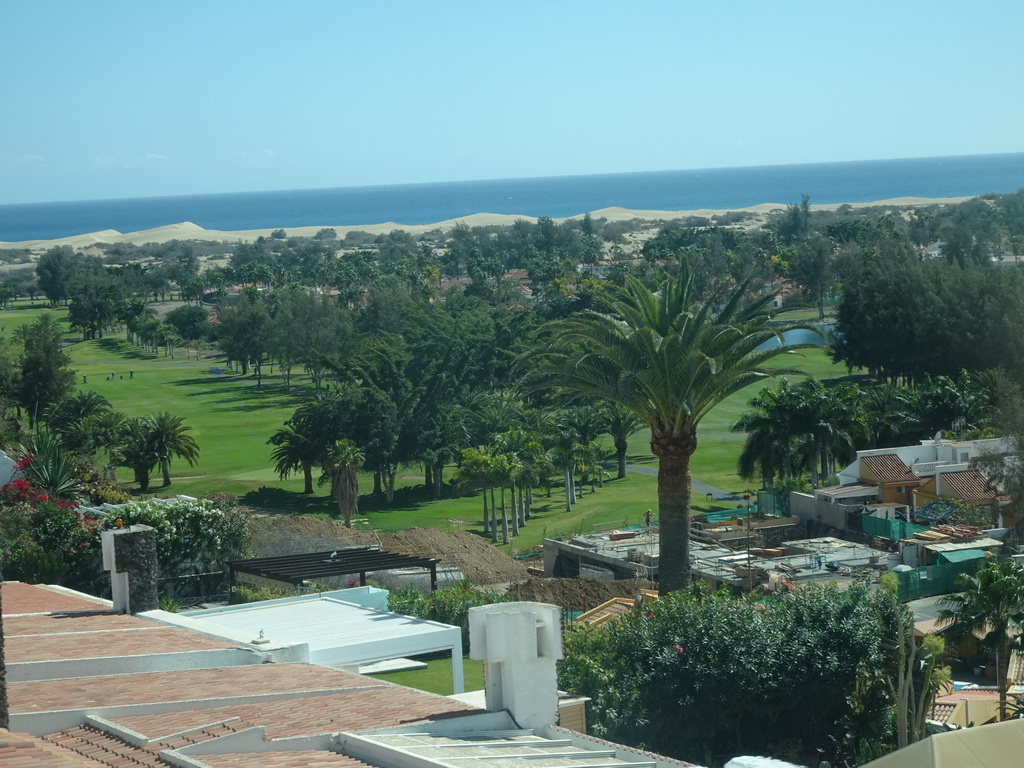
[20,431,81,499]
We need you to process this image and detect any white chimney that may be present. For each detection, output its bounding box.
[101,524,159,614]
[468,601,563,730]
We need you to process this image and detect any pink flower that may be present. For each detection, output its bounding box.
[674,644,684,654]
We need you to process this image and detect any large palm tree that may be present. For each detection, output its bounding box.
[119,417,159,492]
[532,267,808,593]
[939,559,1024,720]
[733,379,808,486]
[269,421,324,494]
[320,440,364,528]
[147,411,201,487]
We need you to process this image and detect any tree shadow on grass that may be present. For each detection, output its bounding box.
[243,486,336,515]
[94,337,158,360]
[170,376,307,411]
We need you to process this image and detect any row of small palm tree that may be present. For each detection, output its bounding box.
[732,373,999,489]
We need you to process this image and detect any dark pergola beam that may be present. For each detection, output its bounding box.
[227,548,441,590]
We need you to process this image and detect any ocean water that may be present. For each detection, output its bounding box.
[2,152,1024,243]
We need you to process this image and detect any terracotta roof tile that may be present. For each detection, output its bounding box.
[8,626,242,663]
[860,454,921,486]
[42,725,165,768]
[12,664,377,715]
[201,752,373,768]
[0,731,113,767]
[936,689,1000,702]
[936,469,1003,504]
[6,613,150,636]
[1,582,111,616]
[110,687,481,742]
[929,701,957,723]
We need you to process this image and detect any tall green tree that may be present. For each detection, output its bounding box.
[17,314,76,427]
[531,267,806,593]
[939,559,1024,720]
[35,246,77,306]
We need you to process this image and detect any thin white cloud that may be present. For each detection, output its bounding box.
[0,153,46,168]
[224,148,276,166]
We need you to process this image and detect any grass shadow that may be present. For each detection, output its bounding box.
[242,486,336,515]
[94,337,158,360]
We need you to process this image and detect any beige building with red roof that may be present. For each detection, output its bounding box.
[832,438,1015,524]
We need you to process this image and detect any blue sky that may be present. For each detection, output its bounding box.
[2,1,1021,205]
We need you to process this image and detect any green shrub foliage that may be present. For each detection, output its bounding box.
[558,582,897,764]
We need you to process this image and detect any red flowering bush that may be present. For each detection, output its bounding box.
[0,475,102,590]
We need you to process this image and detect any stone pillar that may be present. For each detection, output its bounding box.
[101,525,159,614]
[469,601,563,730]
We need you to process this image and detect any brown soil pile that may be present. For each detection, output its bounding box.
[249,517,530,586]
[509,577,657,612]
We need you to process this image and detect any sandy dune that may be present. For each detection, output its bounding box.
[0,196,971,252]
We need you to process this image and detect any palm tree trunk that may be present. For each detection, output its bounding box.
[526,485,533,519]
[652,429,696,594]
[997,647,1007,720]
[482,490,490,536]
[615,438,628,479]
[302,463,314,494]
[161,457,171,487]
[500,486,509,544]
[564,467,573,511]
[511,485,520,536]
[490,488,498,543]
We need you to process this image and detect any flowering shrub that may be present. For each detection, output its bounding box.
[388,579,509,651]
[0,475,101,590]
[104,495,252,579]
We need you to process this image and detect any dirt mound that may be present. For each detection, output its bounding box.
[379,527,531,586]
[509,577,657,612]
[249,517,529,586]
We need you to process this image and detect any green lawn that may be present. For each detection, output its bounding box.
[4,300,861,553]
[368,655,484,696]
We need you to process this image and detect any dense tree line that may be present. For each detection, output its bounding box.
[832,250,1024,382]
[559,581,939,765]
[733,372,995,488]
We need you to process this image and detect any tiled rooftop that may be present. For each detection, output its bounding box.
[8,621,242,663]
[12,663,379,714]
[860,454,920,486]
[109,686,481,741]
[935,469,1005,503]
[3,583,673,768]
[1,581,111,615]
[928,700,957,724]
[200,753,373,768]
[0,731,113,767]
[43,725,166,768]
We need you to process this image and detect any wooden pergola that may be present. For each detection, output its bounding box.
[227,547,440,591]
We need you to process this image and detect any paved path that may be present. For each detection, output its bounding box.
[625,463,743,503]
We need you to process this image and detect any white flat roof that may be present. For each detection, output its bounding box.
[181,592,465,691]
